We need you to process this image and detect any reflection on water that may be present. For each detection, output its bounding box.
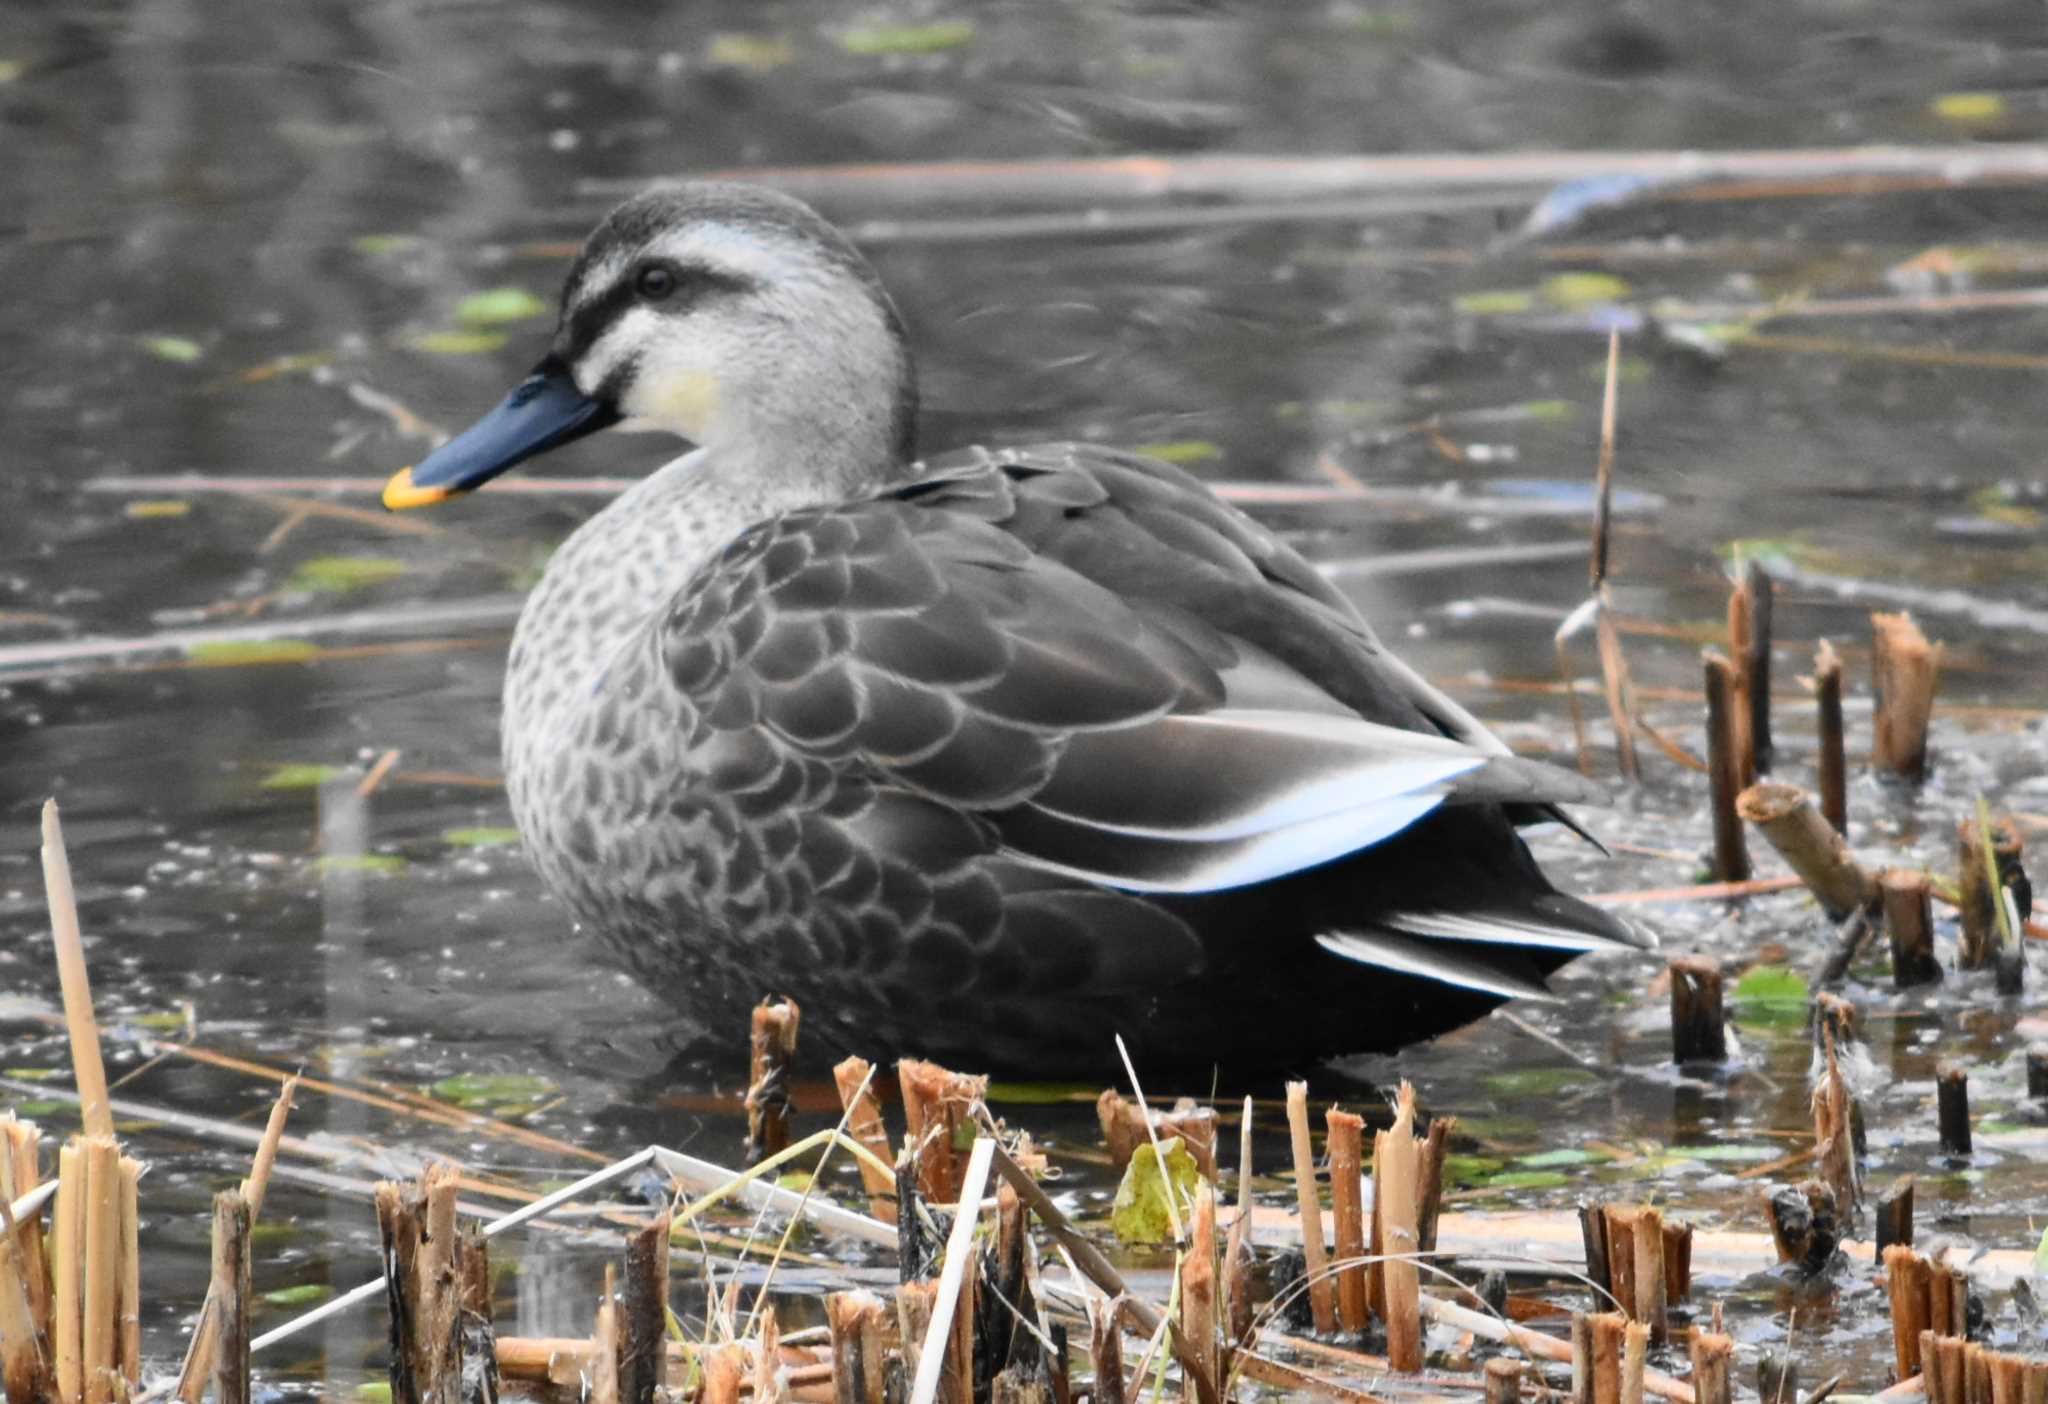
[4,1,2047,1392]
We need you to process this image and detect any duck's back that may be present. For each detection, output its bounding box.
[509,443,1639,1072]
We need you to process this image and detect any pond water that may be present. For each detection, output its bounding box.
[3,2,2047,1397]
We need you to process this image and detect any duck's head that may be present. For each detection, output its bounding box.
[385,182,918,511]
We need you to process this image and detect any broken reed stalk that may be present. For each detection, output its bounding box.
[1764,1182,1839,1278]
[1813,1028,1859,1212]
[1178,1185,1218,1404]
[1937,1066,1972,1157]
[1603,1208,1637,1329]
[53,1140,82,1404]
[82,1137,121,1404]
[1283,1082,1335,1334]
[42,801,115,1141]
[1690,1332,1735,1404]
[1871,612,1940,779]
[1622,1319,1650,1404]
[176,1075,301,1404]
[1876,1177,1915,1256]
[1378,1085,1422,1373]
[1485,1358,1525,1404]
[2029,1045,2048,1101]
[1588,329,1641,784]
[1737,782,1879,918]
[0,1120,52,1404]
[743,997,801,1166]
[1096,1092,1217,1180]
[1089,1297,1128,1404]
[897,1061,988,1205]
[1428,1296,1695,1404]
[1668,956,1728,1064]
[1956,815,2025,972]
[1225,1095,1255,1346]
[1815,641,1847,833]
[1886,1245,1933,1379]
[618,1213,671,1404]
[457,1228,497,1404]
[906,1136,992,1404]
[1661,1221,1693,1306]
[1884,869,1941,988]
[1416,1112,1454,1254]
[1703,651,1752,882]
[1324,1109,1368,1333]
[826,1290,893,1404]
[1729,558,1775,780]
[1590,1311,1626,1404]
[210,1192,251,1404]
[832,1056,898,1226]
[1627,1207,1667,1344]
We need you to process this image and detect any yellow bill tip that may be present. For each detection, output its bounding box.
[383,467,451,512]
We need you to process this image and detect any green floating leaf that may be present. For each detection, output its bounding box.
[707,32,794,70]
[262,1284,332,1307]
[142,335,204,364]
[288,555,408,594]
[1541,272,1631,309]
[312,853,408,875]
[250,1222,300,1247]
[838,19,975,55]
[1441,1154,1505,1183]
[1478,1169,1570,1191]
[1454,289,1535,316]
[984,1081,1099,1105]
[1483,1066,1580,1097]
[184,639,320,666]
[1110,1136,1200,1245]
[402,329,509,356]
[1674,1143,1777,1163]
[261,763,343,791]
[1129,440,1222,466]
[775,1171,814,1193]
[432,1072,557,1110]
[444,827,521,849]
[457,287,548,327]
[125,500,191,519]
[3,1068,62,1082]
[1517,1147,1603,1169]
[2035,1224,2048,1277]
[130,1011,190,1032]
[1517,399,1577,423]
[353,234,422,257]
[7,1100,65,1118]
[1932,93,2005,123]
[357,1383,394,1404]
[1734,964,1809,1027]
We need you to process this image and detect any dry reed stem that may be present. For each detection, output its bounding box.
[698,1342,744,1404]
[896,1061,987,1206]
[53,1141,83,1404]
[1629,1208,1667,1343]
[1702,652,1752,882]
[1326,1110,1368,1332]
[1956,816,2024,971]
[1179,1185,1218,1404]
[1380,1086,1422,1373]
[1428,1297,1694,1404]
[1690,1332,1734,1404]
[6,1121,52,1341]
[1590,1312,1625,1404]
[1871,613,1940,778]
[210,1192,250,1404]
[1284,1083,1335,1333]
[620,1214,671,1404]
[1813,1030,1859,1212]
[1736,782,1880,917]
[744,999,801,1166]
[0,1126,51,1404]
[1815,641,1847,832]
[117,1157,139,1386]
[1884,870,1940,987]
[832,1058,897,1225]
[1887,1245,1932,1380]
[42,802,113,1141]
[81,1137,120,1404]
[906,1136,991,1404]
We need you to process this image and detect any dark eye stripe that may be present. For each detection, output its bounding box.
[558,261,758,370]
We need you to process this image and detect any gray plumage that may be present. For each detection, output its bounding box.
[408,182,1653,1073]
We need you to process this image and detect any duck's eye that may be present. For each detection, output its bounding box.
[636,265,677,301]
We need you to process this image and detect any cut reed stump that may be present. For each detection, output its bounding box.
[1738,782,1880,919]
[1283,1082,1336,1334]
[743,997,801,1166]
[1758,1352,1797,1404]
[1690,1331,1734,1404]
[1178,1185,1219,1404]
[1875,1177,1915,1257]
[1730,558,1775,779]
[375,1164,491,1404]
[1883,869,1941,989]
[1956,816,2027,973]
[1812,1023,1859,1213]
[1937,1067,1972,1158]
[0,1119,52,1404]
[209,1192,251,1404]
[1871,612,1940,780]
[1095,1092,1217,1180]
[897,1060,987,1204]
[833,1057,898,1225]
[1485,1358,1525,1404]
[2028,1045,2048,1101]
[1703,651,1752,882]
[1814,640,1847,833]
[617,1214,671,1404]
[1325,1109,1368,1334]
[1668,956,1728,1064]
[1377,1084,1423,1372]
[1764,1181,1839,1278]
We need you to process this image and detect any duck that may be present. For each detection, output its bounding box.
[383,181,1648,1074]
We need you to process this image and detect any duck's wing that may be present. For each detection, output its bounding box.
[659,448,1624,995]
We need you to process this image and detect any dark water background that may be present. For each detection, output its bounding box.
[4,2,2048,1396]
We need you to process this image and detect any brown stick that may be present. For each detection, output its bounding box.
[1813,1030,1859,1213]
[1815,640,1847,832]
[42,802,114,1142]
[1884,870,1941,988]
[1603,1207,1638,1324]
[831,1057,897,1226]
[743,998,801,1166]
[1628,1206,1667,1344]
[1872,612,1940,779]
[1284,1083,1335,1334]
[1661,1221,1693,1305]
[210,1192,251,1404]
[1622,1320,1651,1404]
[1876,1178,1915,1257]
[1326,1110,1368,1333]
[1703,651,1752,881]
[1417,1113,1454,1254]
[618,1213,671,1404]
[1179,1185,1218,1404]
[1937,1067,1971,1157]
[1886,1244,1932,1380]
[52,1141,83,1404]
[1379,1086,1422,1372]
[1738,560,1775,775]
[700,1343,746,1404]
[1737,782,1880,917]
[1668,956,1727,1064]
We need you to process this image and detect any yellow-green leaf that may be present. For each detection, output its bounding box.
[431,1073,556,1109]
[1454,289,1534,316]
[124,500,191,519]
[142,335,204,363]
[402,329,509,356]
[184,639,320,666]
[262,1284,332,1307]
[838,20,974,55]
[1932,93,2005,123]
[457,288,548,327]
[313,853,408,875]
[707,32,794,70]
[444,827,521,849]
[1541,272,1630,308]
[1129,440,1222,466]
[261,763,342,790]
[287,555,408,594]
[1110,1136,1200,1245]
